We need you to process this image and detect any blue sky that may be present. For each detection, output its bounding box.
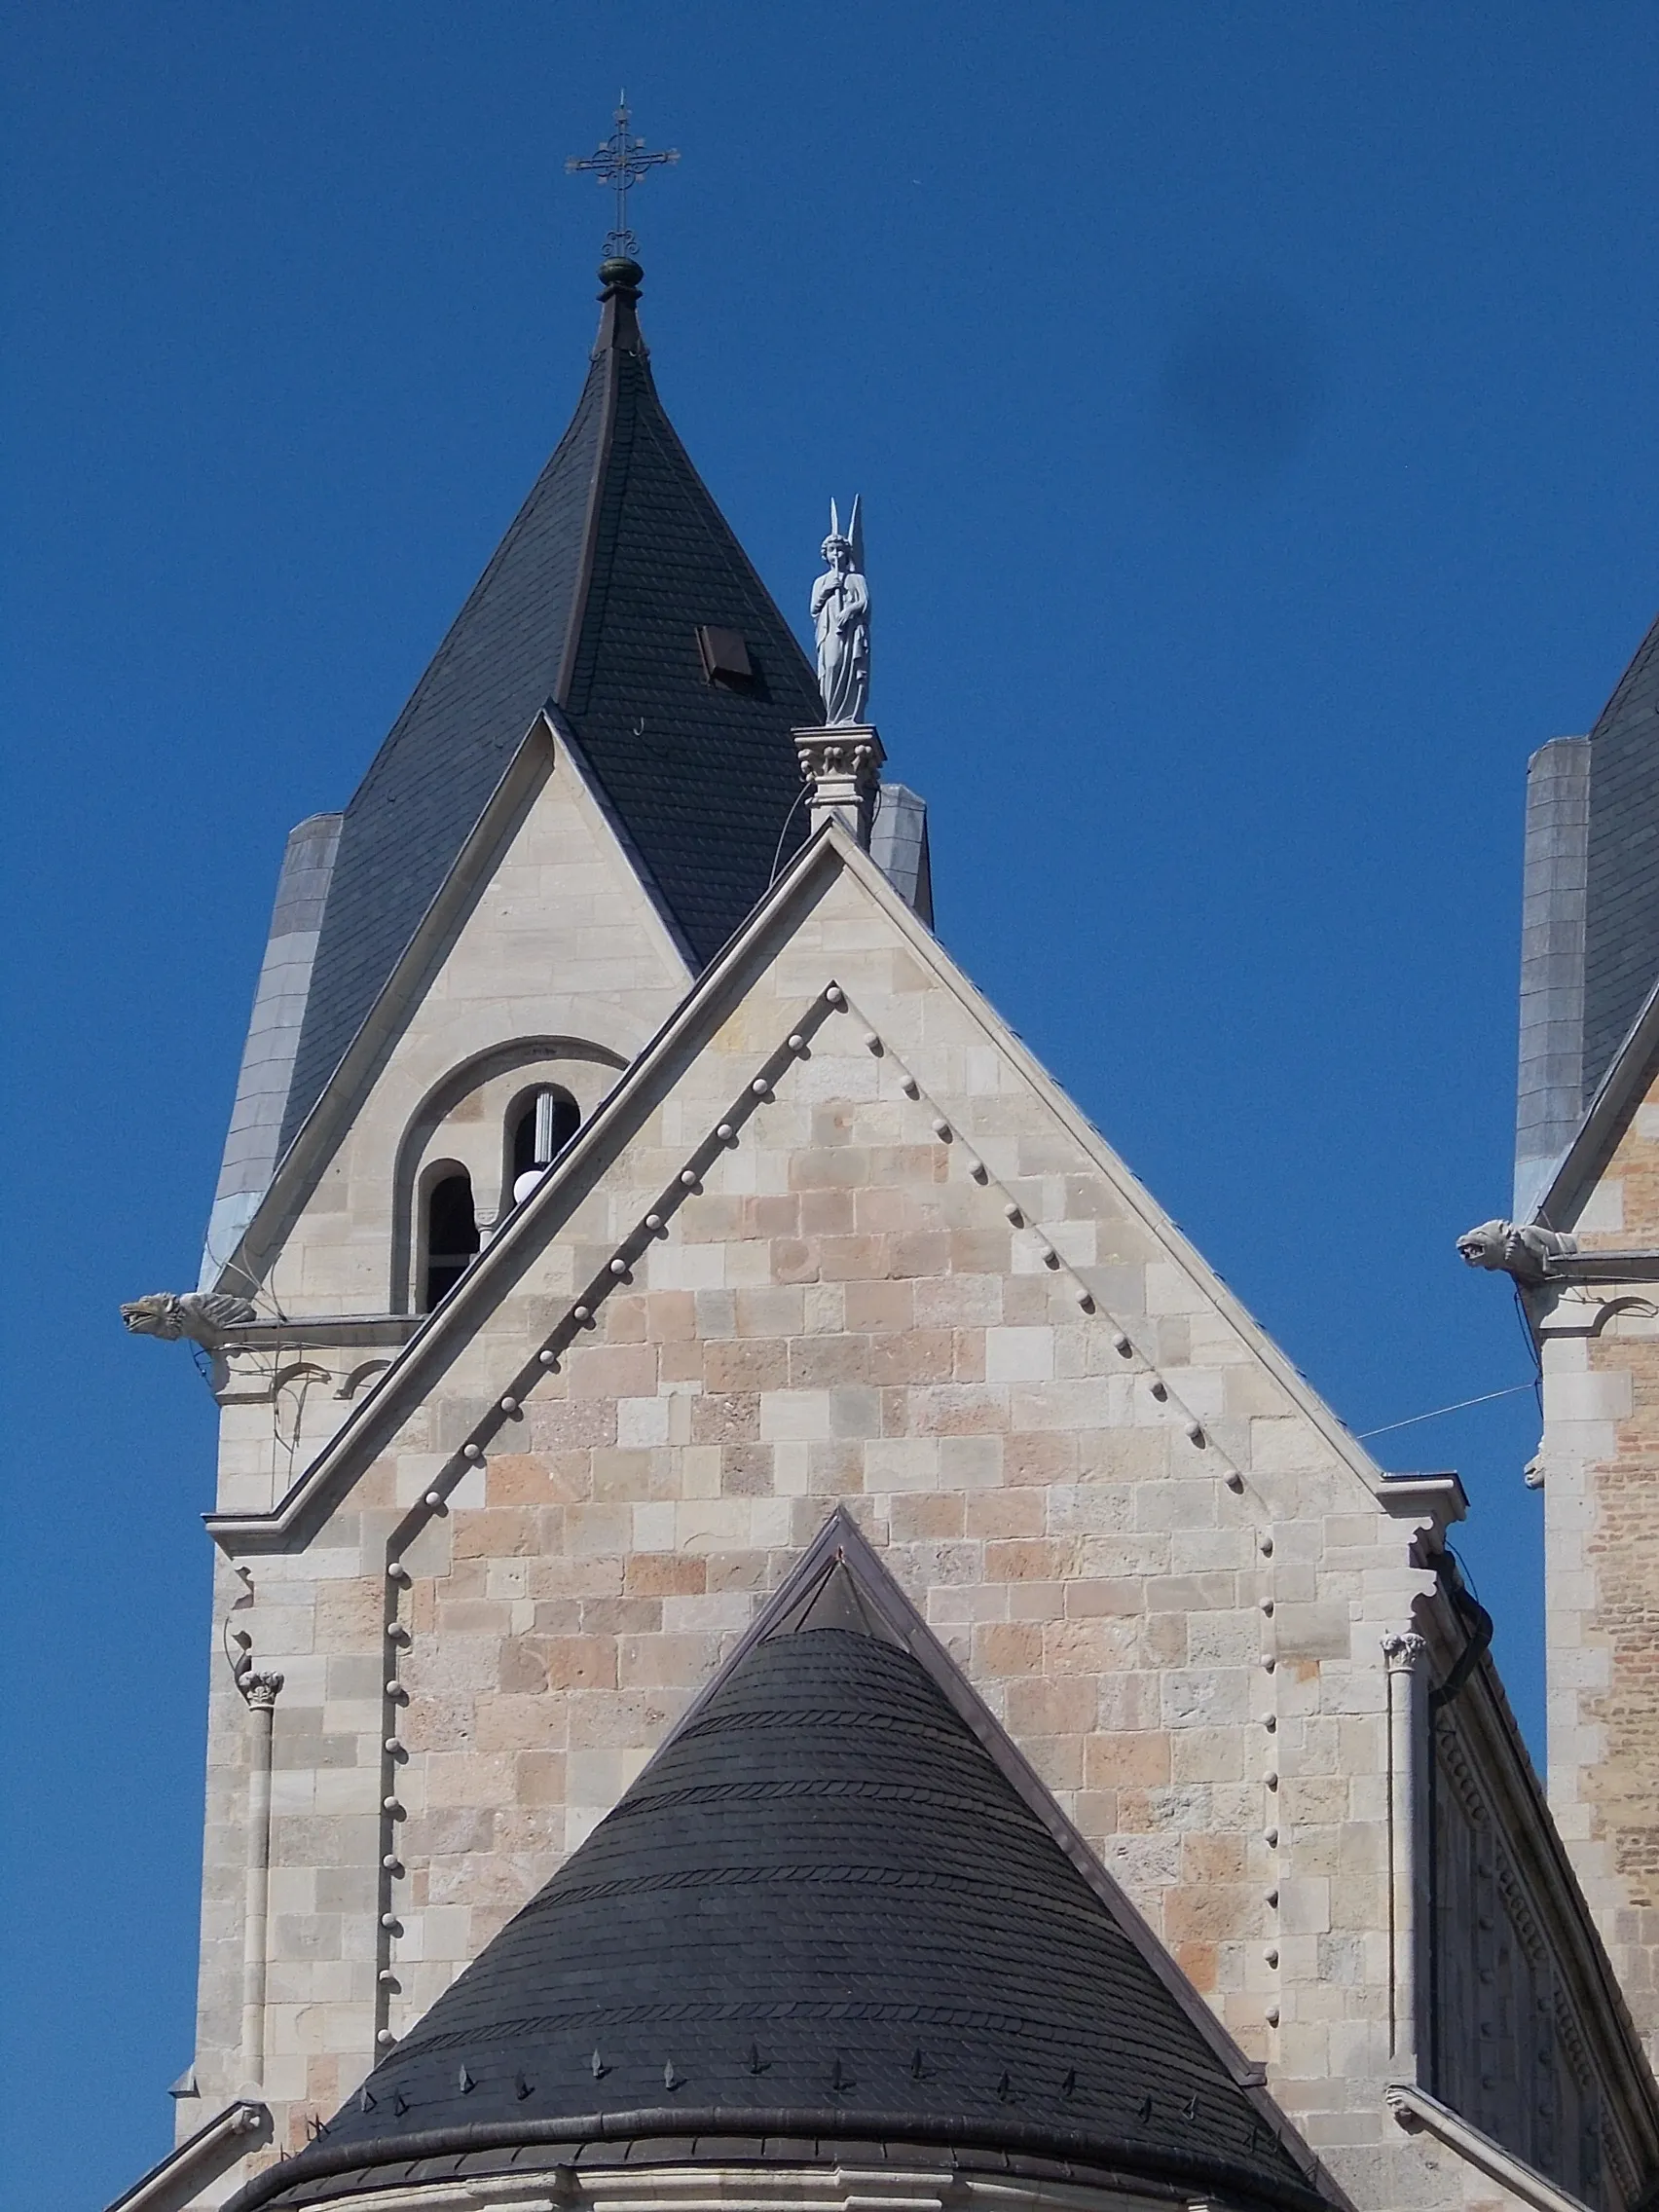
[5,4,1657,2202]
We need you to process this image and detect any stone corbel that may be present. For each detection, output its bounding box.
[1387,2082,1598,2212]
[105,2098,271,2212]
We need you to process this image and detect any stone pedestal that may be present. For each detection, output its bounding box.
[793,725,885,850]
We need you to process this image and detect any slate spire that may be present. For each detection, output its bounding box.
[276,257,822,1159]
[1578,608,1659,1095]
[1514,604,1659,1214]
[227,1529,1332,2212]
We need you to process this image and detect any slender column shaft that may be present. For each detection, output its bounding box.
[1383,1631,1427,2078]
[240,1676,281,2083]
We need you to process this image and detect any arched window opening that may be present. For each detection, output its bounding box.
[424,1172,480,1310]
[510,1088,580,1204]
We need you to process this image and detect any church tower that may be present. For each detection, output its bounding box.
[198,249,927,1323]
[114,243,1659,2212]
[1464,606,1659,2077]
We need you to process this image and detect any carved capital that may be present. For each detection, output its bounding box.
[793,725,885,792]
[1382,1630,1428,1674]
[240,1669,284,1710]
[793,725,886,852]
[225,1616,283,1708]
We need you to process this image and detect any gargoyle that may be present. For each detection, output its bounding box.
[121,1290,258,1348]
[1456,1219,1577,1285]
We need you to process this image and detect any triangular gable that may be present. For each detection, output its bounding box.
[207,819,1403,1553]
[1534,967,1659,1232]
[210,710,692,1305]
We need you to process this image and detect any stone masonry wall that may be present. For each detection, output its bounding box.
[232,726,688,1327]
[190,862,1462,2210]
[1538,1061,1659,2074]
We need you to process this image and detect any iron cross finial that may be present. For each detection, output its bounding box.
[566,95,680,261]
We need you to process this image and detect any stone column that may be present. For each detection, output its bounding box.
[793,727,885,850]
[238,1667,283,2085]
[1382,1630,1428,2080]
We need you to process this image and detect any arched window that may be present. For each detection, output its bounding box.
[509,1087,580,1203]
[424,1171,480,1309]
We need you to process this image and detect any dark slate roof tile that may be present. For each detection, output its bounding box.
[277,263,818,1157]
[278,361,605,1151]
[1581,608,1659,1097]
[233,1611,1326,2212]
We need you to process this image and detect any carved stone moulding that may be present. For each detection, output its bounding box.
[793,724,886,850]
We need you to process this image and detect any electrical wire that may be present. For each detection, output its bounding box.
[1356,1382,1536,1441]
[767,777,816,886]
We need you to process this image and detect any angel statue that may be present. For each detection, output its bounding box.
[810,497,870,725]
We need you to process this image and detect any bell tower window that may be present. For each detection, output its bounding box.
[424,1171,480,1309]
[511,1087,580,1203]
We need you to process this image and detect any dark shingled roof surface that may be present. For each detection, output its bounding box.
[233,1600,1322,2212]
[1581,608,1659,1100]
[277,263,820,1156]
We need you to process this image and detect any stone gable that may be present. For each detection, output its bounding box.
[200,843,1466,2208]
[224,714,690,1331]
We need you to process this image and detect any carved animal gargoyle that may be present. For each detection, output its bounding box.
[1456,1219,1577,1285]
[121,1290,257,1348]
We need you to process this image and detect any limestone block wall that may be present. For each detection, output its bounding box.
[1534,1063,1659,2073]
[185,856,1658,2210]
[1428,1665,1648,2208]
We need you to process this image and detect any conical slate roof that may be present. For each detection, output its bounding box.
[277,259,822,1156]
[234,1563,1326,2212]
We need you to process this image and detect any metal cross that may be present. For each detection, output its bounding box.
[566,97,679,261]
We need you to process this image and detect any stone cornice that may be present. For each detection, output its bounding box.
[1542,1248,1659,1284]
[227,2157,1205,2212]
[225,2119,1333,2212]
[1375,1476,1467,1543]
[219,1314,424,1353]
